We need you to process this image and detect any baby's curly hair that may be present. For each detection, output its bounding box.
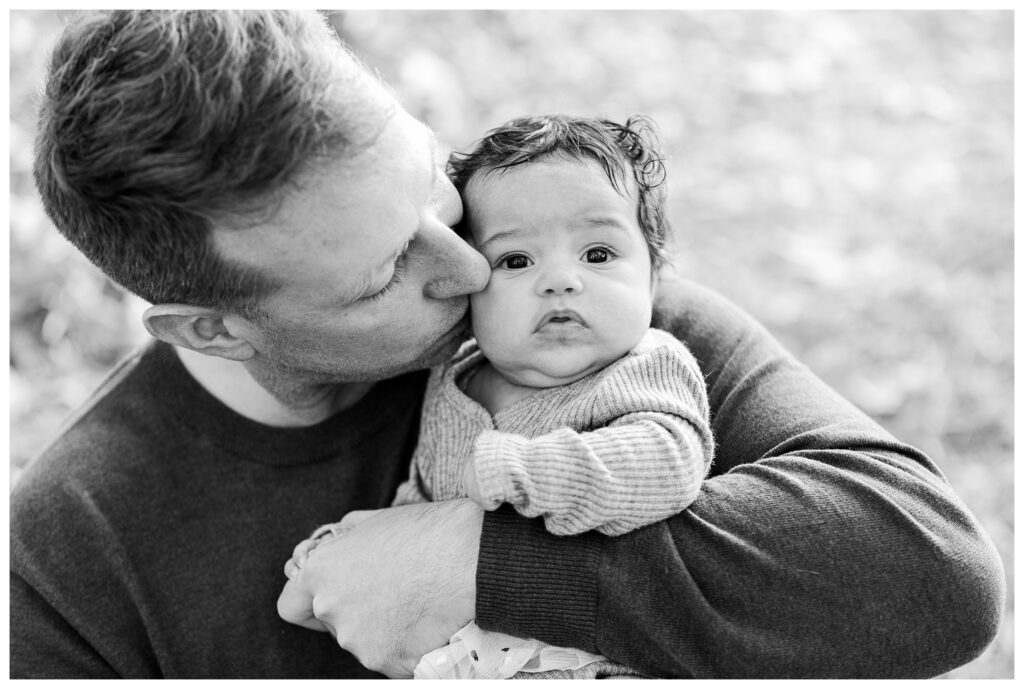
[448,114,671,269]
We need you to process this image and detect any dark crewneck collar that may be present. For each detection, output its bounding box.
[132,340,428,467]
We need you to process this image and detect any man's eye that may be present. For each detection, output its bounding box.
[499,254,532,270]
[365,257,407,301]
[584,247,612,263]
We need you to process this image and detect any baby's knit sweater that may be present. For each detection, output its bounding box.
[393,328,714,536]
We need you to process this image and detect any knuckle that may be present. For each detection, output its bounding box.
[360,653,385,673]
[338,510,364,526]
[340,638,381,672]
[310,595,329,621]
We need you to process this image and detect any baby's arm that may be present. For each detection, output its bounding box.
[466,331,714,537]
[391,365,451,507]
[392,471,432,506]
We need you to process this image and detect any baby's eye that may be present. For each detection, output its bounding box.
[583,247,613,263]
[498,253,532,270]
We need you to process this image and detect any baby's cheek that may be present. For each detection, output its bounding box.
[468,291,489,329]
[469,284,511,325]
[468,294,505,350]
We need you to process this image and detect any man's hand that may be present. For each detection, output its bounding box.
[277,499,483,678]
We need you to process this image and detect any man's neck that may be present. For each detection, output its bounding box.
[175,346,374,427]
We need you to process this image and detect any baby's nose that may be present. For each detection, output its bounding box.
[537,266,584,296]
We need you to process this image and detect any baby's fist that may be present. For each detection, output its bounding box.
[462,460,487,508]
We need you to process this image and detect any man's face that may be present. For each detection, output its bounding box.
[466,158,655,388]
[214,103,490,384]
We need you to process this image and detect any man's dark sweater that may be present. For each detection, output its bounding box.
[10,281,1005,678]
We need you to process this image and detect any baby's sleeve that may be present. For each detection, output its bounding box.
[391,461,432,506]
[391,367,447,507]
[471,330,714,536]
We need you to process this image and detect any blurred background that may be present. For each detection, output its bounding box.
[8,10,1013,678]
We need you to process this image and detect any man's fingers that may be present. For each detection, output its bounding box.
[277,513,378,634]
[283,557,300,581]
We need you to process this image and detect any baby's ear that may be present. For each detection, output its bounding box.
[142,304,257,362]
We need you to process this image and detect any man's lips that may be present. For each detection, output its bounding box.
[535,309,587,330]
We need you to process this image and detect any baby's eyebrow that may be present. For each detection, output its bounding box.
[475,228,522,252]
[572,217,635,242]
[578,215,630,231]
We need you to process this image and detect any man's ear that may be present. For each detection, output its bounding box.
[142,304,257,362]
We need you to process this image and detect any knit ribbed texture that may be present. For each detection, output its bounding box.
[474,506,644,679]
[394,328,714,536]
[10,341,429,678]
[476,505,603,646]
[9,281,1006,678]
[394,328,712,678]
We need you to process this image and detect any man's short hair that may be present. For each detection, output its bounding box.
[447,114,671,270]
[34,10,379,318]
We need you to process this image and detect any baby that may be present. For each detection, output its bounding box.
[291,114,714,679]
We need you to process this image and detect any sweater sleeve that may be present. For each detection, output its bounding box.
[390,470,431,506]
[472,335,714,536]
[391,366,446,507]
[10,571,121,678]
[10,463,159,678]
[474,278,1005,678]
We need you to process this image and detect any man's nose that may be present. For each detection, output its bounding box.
[536,262,584,296]
[422,223,490,299]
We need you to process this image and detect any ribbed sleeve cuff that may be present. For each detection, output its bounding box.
[476,504,604,652]
[473,430,523,509]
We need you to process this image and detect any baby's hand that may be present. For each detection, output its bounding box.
[462,459,482,505]
[462,460,498,510]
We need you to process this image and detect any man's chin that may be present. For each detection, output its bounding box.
[421,319,472,367]
[342,321,471,383]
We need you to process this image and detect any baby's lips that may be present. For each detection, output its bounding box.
[535,308,586,329]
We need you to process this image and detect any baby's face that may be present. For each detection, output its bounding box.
[465,157,654,388]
